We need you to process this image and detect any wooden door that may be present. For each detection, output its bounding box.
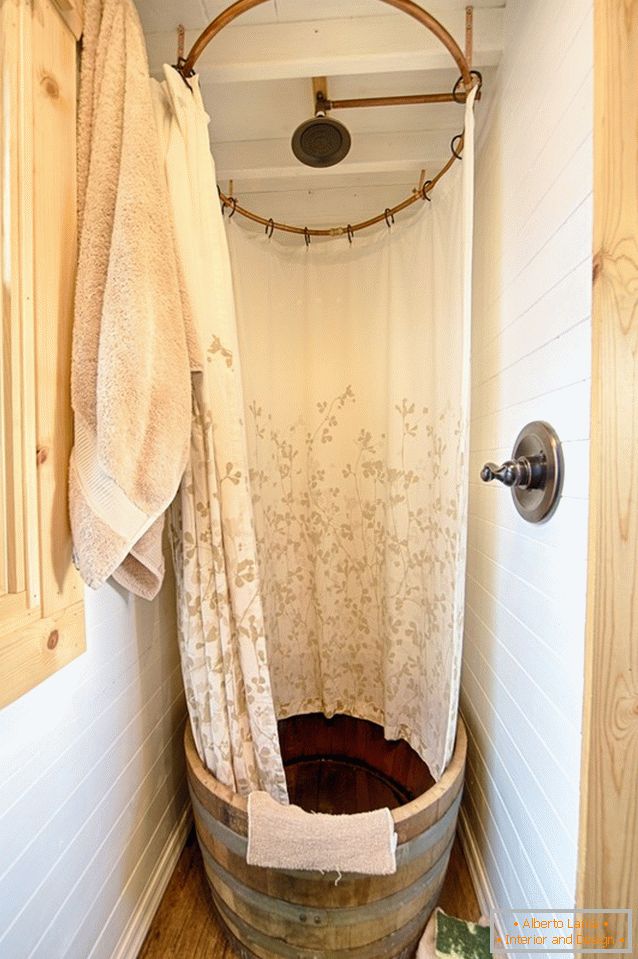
[577,0,638,948]
[0,0,85,709]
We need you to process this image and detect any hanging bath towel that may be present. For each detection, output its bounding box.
[70,0,196,600]
[150,67,288,803]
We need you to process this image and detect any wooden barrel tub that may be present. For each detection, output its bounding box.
[185,713,467,959]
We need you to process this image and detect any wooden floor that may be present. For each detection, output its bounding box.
[139,828,481,959]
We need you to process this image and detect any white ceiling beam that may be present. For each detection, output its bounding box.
[213,129,453,182]
[272,0,505,20]
[146,9,503,82]
[201,0,506,25]
[219,169,420,195]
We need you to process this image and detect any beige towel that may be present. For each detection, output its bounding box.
[70,0,198,600]
[247,792,398,875]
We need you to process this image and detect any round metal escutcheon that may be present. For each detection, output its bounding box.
[511,421,564,524]
[291,116,352,168]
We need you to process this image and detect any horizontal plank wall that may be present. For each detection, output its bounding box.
[460,0,593,919]
[577,0,638,947]
[0,578,189,959]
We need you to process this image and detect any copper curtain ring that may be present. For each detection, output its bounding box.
[421,180,433,201]
[452,69,483,104]
[450,134,464,160]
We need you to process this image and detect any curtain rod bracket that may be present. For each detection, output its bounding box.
[465,6,473,68]
[176,23,185,62]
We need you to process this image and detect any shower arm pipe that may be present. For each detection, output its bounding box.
[177,0,474,89]
[217,139,462,238]
[318,90,481,110]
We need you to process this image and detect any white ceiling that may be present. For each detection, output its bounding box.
[136,0,505,225]
[136,0,505,33]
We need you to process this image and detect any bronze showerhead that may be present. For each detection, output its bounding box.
[291,115,352,168]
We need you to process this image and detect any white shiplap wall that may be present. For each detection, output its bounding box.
[0,578,189,959]
[460,0,592,919]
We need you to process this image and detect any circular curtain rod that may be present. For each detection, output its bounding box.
[175,0,481,240]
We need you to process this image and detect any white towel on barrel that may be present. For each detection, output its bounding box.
[247,792,398,875]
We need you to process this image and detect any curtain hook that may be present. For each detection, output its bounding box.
[384,208,395,229]
[265,218,275,239]
[450,134,464,160]
[304,227,311,247]
[421,180,433,202]
[452,70,482,104]
[172,60,194,91]
[347,224,354,244]
[471,69,483,93]
[452,75,466,104]
[228,196,238,218]
[217,185,226,214]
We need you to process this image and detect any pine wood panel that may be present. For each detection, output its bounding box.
[577,0,638,946]
[140,830,479,959]
[51,0,83,40]
[0,0,40,614]
[32,0,84,619]
[0,602,85,709]
[0,0,85,710]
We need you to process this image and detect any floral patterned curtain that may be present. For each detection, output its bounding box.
[227,95,475,780]
[152,68,288,802]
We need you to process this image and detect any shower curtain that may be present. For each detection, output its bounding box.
[152,67,287,802]
[227,94,475,779]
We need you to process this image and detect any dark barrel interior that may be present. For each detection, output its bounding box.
[278,713,436,813]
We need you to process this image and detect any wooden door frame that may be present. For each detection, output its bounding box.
[577,0,637,946]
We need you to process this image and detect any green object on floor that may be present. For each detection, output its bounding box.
[436,909,492,959]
